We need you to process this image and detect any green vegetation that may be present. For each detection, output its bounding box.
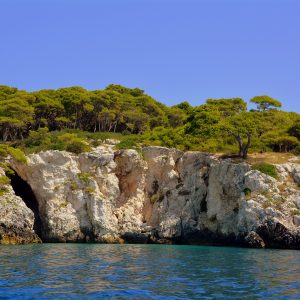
[0,84,300,159]
[0,187,8,196]
[0,175,10,185]
[85,187,96,194]
[70,182,78,190]
[150,192,164,205]
[0,174,10,196]
[250,95,282,111]
[252,163,278,179]
[0,144,26,185]
[291,209,300,216]
[243,188,252,197]
[59,201,68,209]
[0,144,26,163]
[77,172,92,184]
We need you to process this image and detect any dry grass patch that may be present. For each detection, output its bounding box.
[215,152,299,165]
[247,152,299,165]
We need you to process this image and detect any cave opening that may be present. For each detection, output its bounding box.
[200,193,208,213]
[8,171,43,240]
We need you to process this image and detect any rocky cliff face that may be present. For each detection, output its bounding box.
[0,169,41,244]
[1,144,300,248]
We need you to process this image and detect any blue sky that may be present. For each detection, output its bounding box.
[1,0,300,112]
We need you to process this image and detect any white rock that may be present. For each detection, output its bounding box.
[6,147,300,246]
[104,139,120,145]
[244,170,277,193]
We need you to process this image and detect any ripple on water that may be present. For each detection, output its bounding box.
[0,244,299,299]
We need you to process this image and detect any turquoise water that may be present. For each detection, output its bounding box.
[0,244,299,299]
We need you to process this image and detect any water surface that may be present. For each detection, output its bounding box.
[0,244,299,299]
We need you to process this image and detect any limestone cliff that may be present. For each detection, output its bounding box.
[0,169,41,244]
[1,144,300,248]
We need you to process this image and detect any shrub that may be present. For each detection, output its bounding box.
[85,187,96,194]
[66,140,90,154]
[70,183,78,190]
[77,172,92,184]
[59,201,68,208]
[18,129,92,154]
[58,133,91,154]
[116,135,141,149]
[150,192,164,204]
[7,147,27,163]
[0,162,14,176]
[26,128,51,147]
[243,188,252,199]
[0,144,27,163]
[292,145,300,155]
[0,175,10,185]
[0,187,8,196]
[252,163,278,179]
[0,145,7,159]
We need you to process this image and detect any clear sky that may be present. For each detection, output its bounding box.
[1,0,300,112]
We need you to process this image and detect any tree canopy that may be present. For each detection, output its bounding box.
[250,95,282,111]
[0,84,299,158]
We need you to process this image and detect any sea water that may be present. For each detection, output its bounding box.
[0,244,299,299]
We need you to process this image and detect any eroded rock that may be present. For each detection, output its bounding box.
[3,146,300,248]
[244,231,265,248]
[0,169,41,244]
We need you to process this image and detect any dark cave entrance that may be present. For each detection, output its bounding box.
[8,171,43,240]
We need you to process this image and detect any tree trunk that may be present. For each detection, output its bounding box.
[229,130,251,159]
[231,132,244,158]
[3,127,8,142]
[241,132,251,159]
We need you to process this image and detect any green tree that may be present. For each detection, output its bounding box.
[57,87,93,130]
[250,95,282,111]
[0,85,18,99]
[263,133,299,152]
[167,106,187,128]
[0,91,34,141]
[173,101,193,113]
[221,112,257,158]
[206,98,247,116]
[32,89,65,130]
[288,121,300,139]
[185,108,220,138]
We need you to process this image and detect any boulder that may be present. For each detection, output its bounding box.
[244,231,265,248]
